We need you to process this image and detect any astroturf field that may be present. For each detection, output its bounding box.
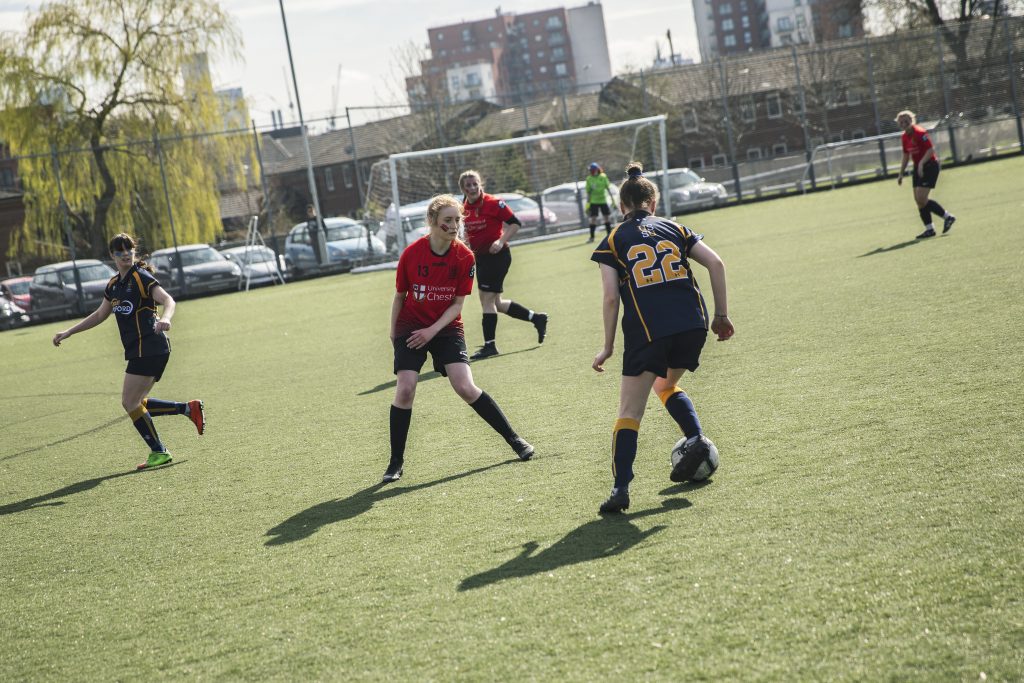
[2,157,1022,681]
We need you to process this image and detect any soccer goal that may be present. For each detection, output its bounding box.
[366,115,669,251]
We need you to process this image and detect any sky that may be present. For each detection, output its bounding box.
[0,0,699,129]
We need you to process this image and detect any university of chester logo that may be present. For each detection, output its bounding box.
[412,283,427,302]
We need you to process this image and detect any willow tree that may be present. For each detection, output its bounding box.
[0,0,247,261]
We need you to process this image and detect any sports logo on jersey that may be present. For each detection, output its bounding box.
[468,264,476,279]
[412,283,427,302]
[497,200,506,209]
[111,299,134,315]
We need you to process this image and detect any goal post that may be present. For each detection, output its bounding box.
[368,115,669,251]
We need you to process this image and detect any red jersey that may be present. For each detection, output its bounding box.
[901,125,937,165]
[395,236,475,337]
[463,192,515,254]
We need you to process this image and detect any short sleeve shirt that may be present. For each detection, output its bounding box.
[395,237,476,337]
[591,211,709,346]
[901,125,937,165]
[104,264,171,360]
[463,192,515,254]
[586,173,611,205]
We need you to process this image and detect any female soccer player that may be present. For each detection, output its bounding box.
[585,162,613,242]
[384,194,534,483]
[52,233,204,470]
[591,162,734,514]
[458,170,548,360]
[896,110,956,239]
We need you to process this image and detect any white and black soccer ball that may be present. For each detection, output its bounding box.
[670,435,720,482]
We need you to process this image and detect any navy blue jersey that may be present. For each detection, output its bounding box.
[104,264,171,360]
[591,210,708,346]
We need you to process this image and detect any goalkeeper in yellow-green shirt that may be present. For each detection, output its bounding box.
[585,162,614,242]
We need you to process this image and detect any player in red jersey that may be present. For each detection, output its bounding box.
[458,170,548,360]
[896,110,956,239]
[384,194,535,482]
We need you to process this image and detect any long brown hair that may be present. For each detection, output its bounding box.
[619,161,659,213]
[108,233,154,273]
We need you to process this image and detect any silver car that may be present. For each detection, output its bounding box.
[646,168,728,215]
[221,245,288,287]
[285,218,386,275]
[540,181,622,227]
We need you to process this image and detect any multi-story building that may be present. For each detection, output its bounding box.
[407,2,612,108]
[693,0,862,60]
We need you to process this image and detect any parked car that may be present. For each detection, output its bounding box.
[380,200,433,253]
[540,182,622,227]
[645,168,728,214]
[1,275,32,312]
[0,297,30,330]
[29,259,116,322]
[285,217,386,276]
[149,244,242,298]
[221,245,288,287]
[493,193,559,234]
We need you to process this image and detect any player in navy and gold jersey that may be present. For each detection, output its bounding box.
[591,163,735,514]
[384,195,534,483]
[458,170,548,360]
[52,233,204,470]
[896,110,956,239]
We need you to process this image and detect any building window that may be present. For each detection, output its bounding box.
[548,31,565,45]
[852,129,866,139]
[465,72,480,86]
[747,147,762,160]
[712,153,728,166]
[766,92,782,118]
[546,16,563,29]
[436,32,444,41]
[555,62,567,76]
[829,132,844,143]
[342,165,353,188]
[722,18,734,30]
[839,23,853,38]
[324,167,335,192]
[741,15,750,27]
[778,17,793,30]
[552,47,565,60]
[744,31,752,44]
[522,53,530,63]
[539,65,547,74]
[688,156,704,169]
[537,51,545,59]
[772,142,788,155]
[720,3,732,13]
[683,108,699,132]
[724,34,736,47]
[740,97,755,122]
[846,89,862,106]
[739,0,748,10]
[462,28,471,41]
[535,35,542,42]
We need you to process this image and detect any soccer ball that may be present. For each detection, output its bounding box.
[670,435,719,482]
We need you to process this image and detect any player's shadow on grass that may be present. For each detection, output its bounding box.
[0,416,123,463]
[357,347,542,395]
[0,463,179,516]
[264,460,517,546]
[458,497,692,591]
[858,238,933,257]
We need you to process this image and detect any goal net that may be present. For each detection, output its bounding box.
[365,115,669,252]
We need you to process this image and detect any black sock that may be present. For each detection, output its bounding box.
[659,387,702,438]
[389,405,412,467]
[926,199,946,217]
[589,224,596,239]
[918,207,933,227]
[129,405,166,452]
[612,419,639,490]
[504,301,532,322]
[469,391,517,443]
[482,313,498,345]
[604,221,611,234]
[143,398,186,416]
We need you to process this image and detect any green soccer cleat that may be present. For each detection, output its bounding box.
[137,451,173,470]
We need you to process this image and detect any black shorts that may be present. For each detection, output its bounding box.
[393,333,469,377]
[588,203,611,218]
[912,160,940,188]
[622,329,707,377]
[475,247,512,293]
[125,353,170,382]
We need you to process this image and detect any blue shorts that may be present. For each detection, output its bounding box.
[622,329,707,377]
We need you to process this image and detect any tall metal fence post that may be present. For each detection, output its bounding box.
[935,28,960,164]
[153,129,186,295]
[1006,18,1024,153]
[50,144,84,313]
[865,38,888,176]
[792,45,816,189]
[345,106,366,208]
[716,59,742,202]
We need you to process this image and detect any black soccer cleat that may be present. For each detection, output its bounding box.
[915,228,936,239]
[470,343,500,361]
[533,313,549,344]
[599,488,630,514]
[942,214,956,233]
[670,435,711,483]
[381,460,404,483]
[510,437,534,461]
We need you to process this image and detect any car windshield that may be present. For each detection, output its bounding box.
[74,264,116,281]
[504,197,537,212]
[404,215,428,232]
[5,280,30,295]
[667,170,703,189]
[231,249,273,263]
[177,248,222,267]
[325,224,364,241]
